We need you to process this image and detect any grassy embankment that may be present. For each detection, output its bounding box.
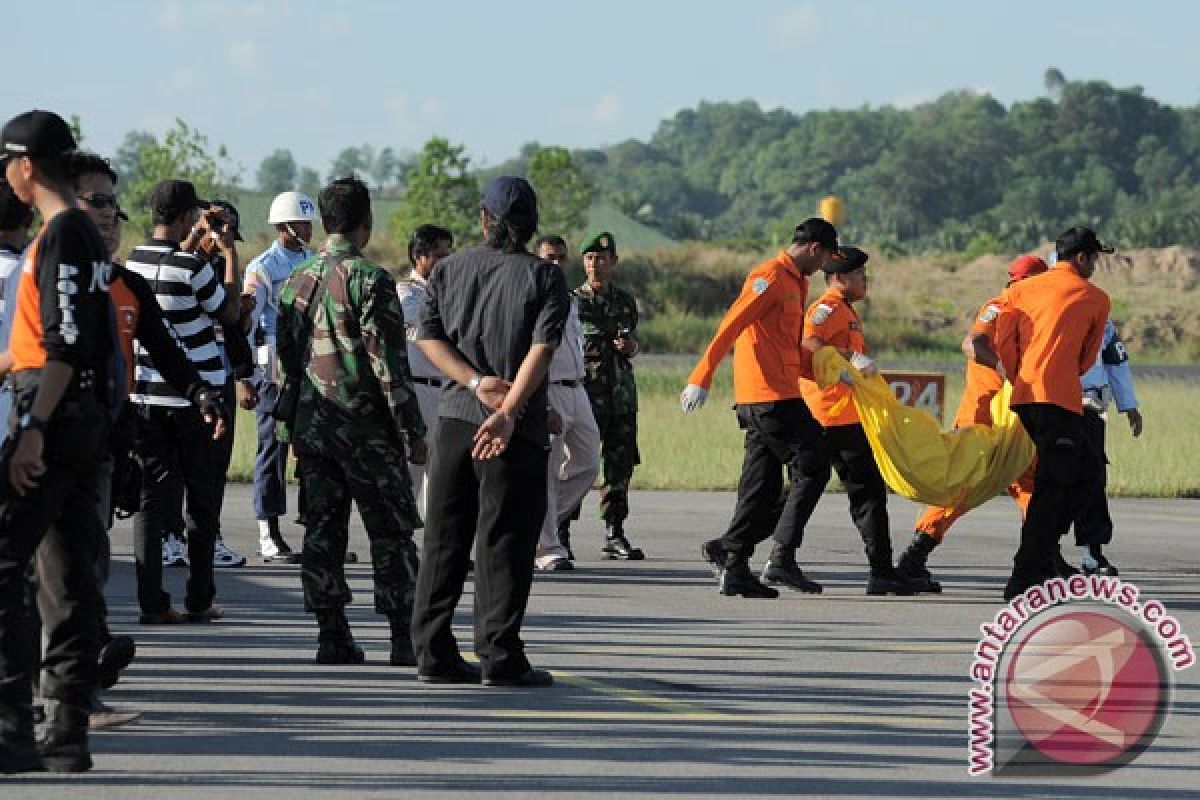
[227,363,1200,498]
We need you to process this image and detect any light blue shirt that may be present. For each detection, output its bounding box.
[243,239,311,349]
[1081,318,1138,412]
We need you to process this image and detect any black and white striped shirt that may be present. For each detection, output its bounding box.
[125,239,227,407]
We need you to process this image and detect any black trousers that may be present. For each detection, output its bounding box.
[719,399,824,558]
[0,391,108,710]
[772,422,895,572]
[133,404,219,615]
[1012,404,1103,580]
[1071,409,1113,548]
[411,418,548,679]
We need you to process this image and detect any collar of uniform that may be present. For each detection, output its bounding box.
[322,234,360,259]
[271,238,309,263]
[776,250,801,279]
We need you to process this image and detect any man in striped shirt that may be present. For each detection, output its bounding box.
[124,179,243,625]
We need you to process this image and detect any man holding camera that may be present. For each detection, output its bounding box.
[125,179,243,625]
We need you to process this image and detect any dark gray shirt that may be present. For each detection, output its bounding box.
[418,244,570,445]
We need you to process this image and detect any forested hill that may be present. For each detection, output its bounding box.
[525,73,1200,253]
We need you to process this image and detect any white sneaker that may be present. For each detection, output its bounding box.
[162,532,189,567]
[213,536,247,568]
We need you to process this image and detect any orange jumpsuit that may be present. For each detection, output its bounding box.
[912,295,1034,541]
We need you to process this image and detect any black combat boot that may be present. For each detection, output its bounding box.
[558,522,575,561]
[718,553,779,598]
[37,699,91,773]
[865,564,918,596]
[895,532,943,593]
[388,614,417,667]
[601,524,645,560]
[760,546,823,593]
[314,607,365,665]
[1082,543,1118,576]
[0,704,43,774]
[700,538,725,576]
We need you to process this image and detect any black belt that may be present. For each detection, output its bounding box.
[412,377,444,387]
[551,379,580,388]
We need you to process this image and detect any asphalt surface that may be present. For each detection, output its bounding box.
[6,488,1199,799]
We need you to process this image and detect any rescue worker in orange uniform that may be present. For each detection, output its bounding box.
[681,218,839,598]
[993,227,1111,600]
[897,255,1047,593]
[785,246,915,595]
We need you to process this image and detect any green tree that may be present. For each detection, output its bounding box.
[328,146,368,181]
[257,149,297,194]
[118,119,241,235]
[390,136,480,250]
[526,145,595,239]
[298,167,321,199]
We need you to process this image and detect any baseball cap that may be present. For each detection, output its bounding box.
[0,110,77,165]
[481,176,538,229]
[1055,226,1114,258]
[1007,254,1048,282]
[212,200,244,241]
[793,217,839,250]
[824,245,869,274]
[581,231,617,255]
[148,179,205,221]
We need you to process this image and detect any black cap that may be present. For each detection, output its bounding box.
[581,231,617,255]
[148,179,205,221]
[793,216,839,250]
[824,245,869,274]
[0,110,77,165]
[1055,226,1114,258]
[212,200,243,241]
[482,176,538,229]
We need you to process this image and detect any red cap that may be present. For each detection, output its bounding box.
[1007,254,1048,283]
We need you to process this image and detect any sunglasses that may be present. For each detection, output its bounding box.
[78,192,119,210]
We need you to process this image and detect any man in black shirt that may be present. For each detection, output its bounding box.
[412,176,570,687]
[0,110,115,773]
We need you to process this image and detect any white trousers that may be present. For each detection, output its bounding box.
[408,382,442,521]
[535,383,601,567]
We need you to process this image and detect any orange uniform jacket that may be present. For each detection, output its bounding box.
[994,263,1109,415]
[956,295,1005,428]
[687,251,810,404]
[799,287,866,427]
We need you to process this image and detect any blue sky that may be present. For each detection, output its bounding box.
[5,0,1199,182]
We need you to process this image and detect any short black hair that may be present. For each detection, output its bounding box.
[408,224,453,263]
[0,179,33,232]
[534,234,567,252]
[319,177,371,234]
[65,150,119,188]
[28,153,72,186]
[793,217,839,249]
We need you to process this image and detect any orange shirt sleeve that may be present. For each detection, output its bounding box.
[687,260,781,389]
[969,297,1003,339]
[992,289,1020,380]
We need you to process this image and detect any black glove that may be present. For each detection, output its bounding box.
[191,384,229,430]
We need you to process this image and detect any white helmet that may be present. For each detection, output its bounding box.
[267,191,318,225]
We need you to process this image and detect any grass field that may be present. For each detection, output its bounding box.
[226,364,1200,498]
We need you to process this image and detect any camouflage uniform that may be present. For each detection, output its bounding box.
[574,280,641,528]
[276,235,426,628]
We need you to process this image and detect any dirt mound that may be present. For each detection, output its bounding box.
[1096,246,1200,291]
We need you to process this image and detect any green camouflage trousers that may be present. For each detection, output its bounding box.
[297,441,422,615]
[594,410,640,525]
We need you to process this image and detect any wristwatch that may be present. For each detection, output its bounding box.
[18,413,48,435]
[467,374,482,392]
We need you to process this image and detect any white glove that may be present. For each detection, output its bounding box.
[849,352,878,378]
[680,384,708,413]
[994,361,1007,382]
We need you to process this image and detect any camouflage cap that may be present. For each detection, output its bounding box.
[581,231,617,255]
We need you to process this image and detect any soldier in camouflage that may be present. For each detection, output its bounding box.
[276,177,427,666]
[571,232,645,559]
